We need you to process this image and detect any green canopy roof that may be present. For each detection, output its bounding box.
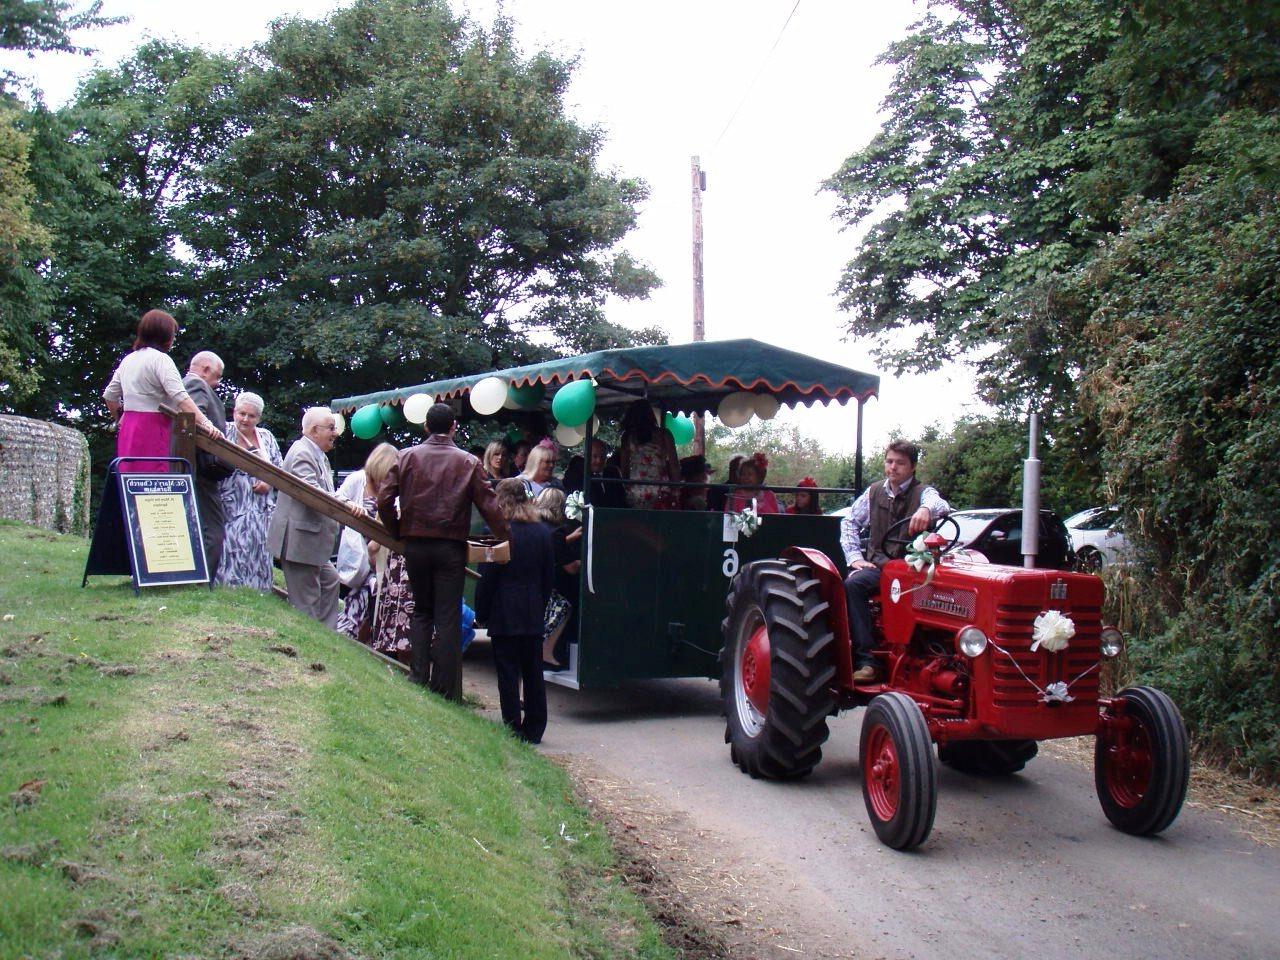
[330,338,879,417]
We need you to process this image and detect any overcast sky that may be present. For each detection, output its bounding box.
[11,0,987,452]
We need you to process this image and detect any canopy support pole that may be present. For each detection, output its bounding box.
[855,397,865,493]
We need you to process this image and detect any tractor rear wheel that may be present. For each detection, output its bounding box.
[860,693,937,850]
[1095,686,1189,836]
[721,559,837,780]
[938,739,1038,776]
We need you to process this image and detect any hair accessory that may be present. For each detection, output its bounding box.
[797,476,817,488]
[749,451,769,474]
[536,436,557,450]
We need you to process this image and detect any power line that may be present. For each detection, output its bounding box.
[708,1,803,155]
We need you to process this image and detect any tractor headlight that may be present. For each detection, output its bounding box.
[1100,626,1124,659]
[957,625,988,658]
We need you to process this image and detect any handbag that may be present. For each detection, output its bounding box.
[336,525,371,588]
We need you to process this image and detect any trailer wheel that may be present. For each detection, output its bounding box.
[938,739,1038,776]
[860,693,937,850]
[1095,686,1189,836]
[720,559,836,780]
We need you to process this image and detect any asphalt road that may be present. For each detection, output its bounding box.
[463,648,1280,960]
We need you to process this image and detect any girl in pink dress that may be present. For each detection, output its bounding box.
[724,452,780,515]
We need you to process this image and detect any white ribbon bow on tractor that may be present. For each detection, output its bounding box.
[1031,609,1076,653]
[898,533,939,597]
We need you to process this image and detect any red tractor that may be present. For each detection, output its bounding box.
[720,515,1190,850]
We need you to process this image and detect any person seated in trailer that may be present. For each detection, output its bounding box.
[723,452,780,515]
[508,439,532,478]
[563,438,625,508]
[706,453,742,512]
[678,455,714,510]
[481,441,507,487]
[841,440,951,683]
[474,479,555,744]
[519,438,562,496]
[787,476,822,515]
[619,399,679,509]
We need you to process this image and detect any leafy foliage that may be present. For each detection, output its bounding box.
[0,0,123,92]
[1079,111,1280,776]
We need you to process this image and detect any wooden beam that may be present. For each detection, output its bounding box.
[163,405,405,552]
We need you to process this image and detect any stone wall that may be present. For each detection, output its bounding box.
[0,415,91,535]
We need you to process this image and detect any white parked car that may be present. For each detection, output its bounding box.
[1064,507,1129,570]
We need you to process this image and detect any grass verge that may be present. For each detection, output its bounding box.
[0,521,673,960]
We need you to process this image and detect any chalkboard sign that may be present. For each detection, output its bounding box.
[83,458,210,593]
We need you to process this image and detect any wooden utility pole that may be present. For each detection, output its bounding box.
[691,155,706,454]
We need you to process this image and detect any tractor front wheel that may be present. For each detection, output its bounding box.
[1095,686,1189,836]
[860,693,937,850]
[721,559,837,780]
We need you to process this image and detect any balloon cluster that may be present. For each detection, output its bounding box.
[717,391,779,428]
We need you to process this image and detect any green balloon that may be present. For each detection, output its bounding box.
[664,412,696,446]
[551,379,596,427]
[379,404,406,428]
[509,381,546,409]
[351,404,383,439]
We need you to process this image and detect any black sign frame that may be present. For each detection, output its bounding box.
[82,458,211,594]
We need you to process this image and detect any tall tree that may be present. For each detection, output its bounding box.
[184,0,660,423]
[824,0,1278,410]
[0,102,49,402]
[0,0,123,93]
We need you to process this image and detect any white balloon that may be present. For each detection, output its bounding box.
[555,422,585,446]
[753,394,780,420]
[402,392,432,424]
[718,391,755,428]
[332,413,346,436]
[470,376,508,416]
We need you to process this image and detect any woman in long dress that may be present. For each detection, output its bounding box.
[216,392,284,589]
[335,444,417,661]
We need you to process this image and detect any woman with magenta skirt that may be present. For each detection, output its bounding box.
[102,310,216,471]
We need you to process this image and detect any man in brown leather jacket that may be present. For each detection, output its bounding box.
[378,403,509,699]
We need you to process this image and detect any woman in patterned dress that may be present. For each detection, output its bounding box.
[216,392,284,589]
[618,399,679,509]
[335,443,398,640]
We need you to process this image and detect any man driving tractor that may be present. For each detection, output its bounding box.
[840,440,952,682]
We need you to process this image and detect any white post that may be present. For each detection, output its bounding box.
[1022,411,1041,568]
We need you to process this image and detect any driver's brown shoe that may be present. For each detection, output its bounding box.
[853,664,879,683]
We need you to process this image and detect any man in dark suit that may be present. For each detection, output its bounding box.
[378,403,509,699]
[182,351,231,576]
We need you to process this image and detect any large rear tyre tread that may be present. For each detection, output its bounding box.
[721,559,836,781]
[1095,685,1189,836]
[860,693,937,850]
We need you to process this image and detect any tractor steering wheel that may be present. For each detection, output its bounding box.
[878,513,962,560]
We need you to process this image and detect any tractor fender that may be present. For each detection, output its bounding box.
[782,546,855,690]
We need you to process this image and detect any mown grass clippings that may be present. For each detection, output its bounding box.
[0,520,674,960]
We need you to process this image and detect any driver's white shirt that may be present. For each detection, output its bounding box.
[840,479,950,566]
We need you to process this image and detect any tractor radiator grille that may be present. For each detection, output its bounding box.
[992,603,1103,708]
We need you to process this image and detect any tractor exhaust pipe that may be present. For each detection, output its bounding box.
[1022,410,1041,568]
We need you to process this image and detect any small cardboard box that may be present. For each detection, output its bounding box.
[467,539,510,565]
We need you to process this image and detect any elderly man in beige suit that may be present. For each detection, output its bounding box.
[267,406,363,628]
